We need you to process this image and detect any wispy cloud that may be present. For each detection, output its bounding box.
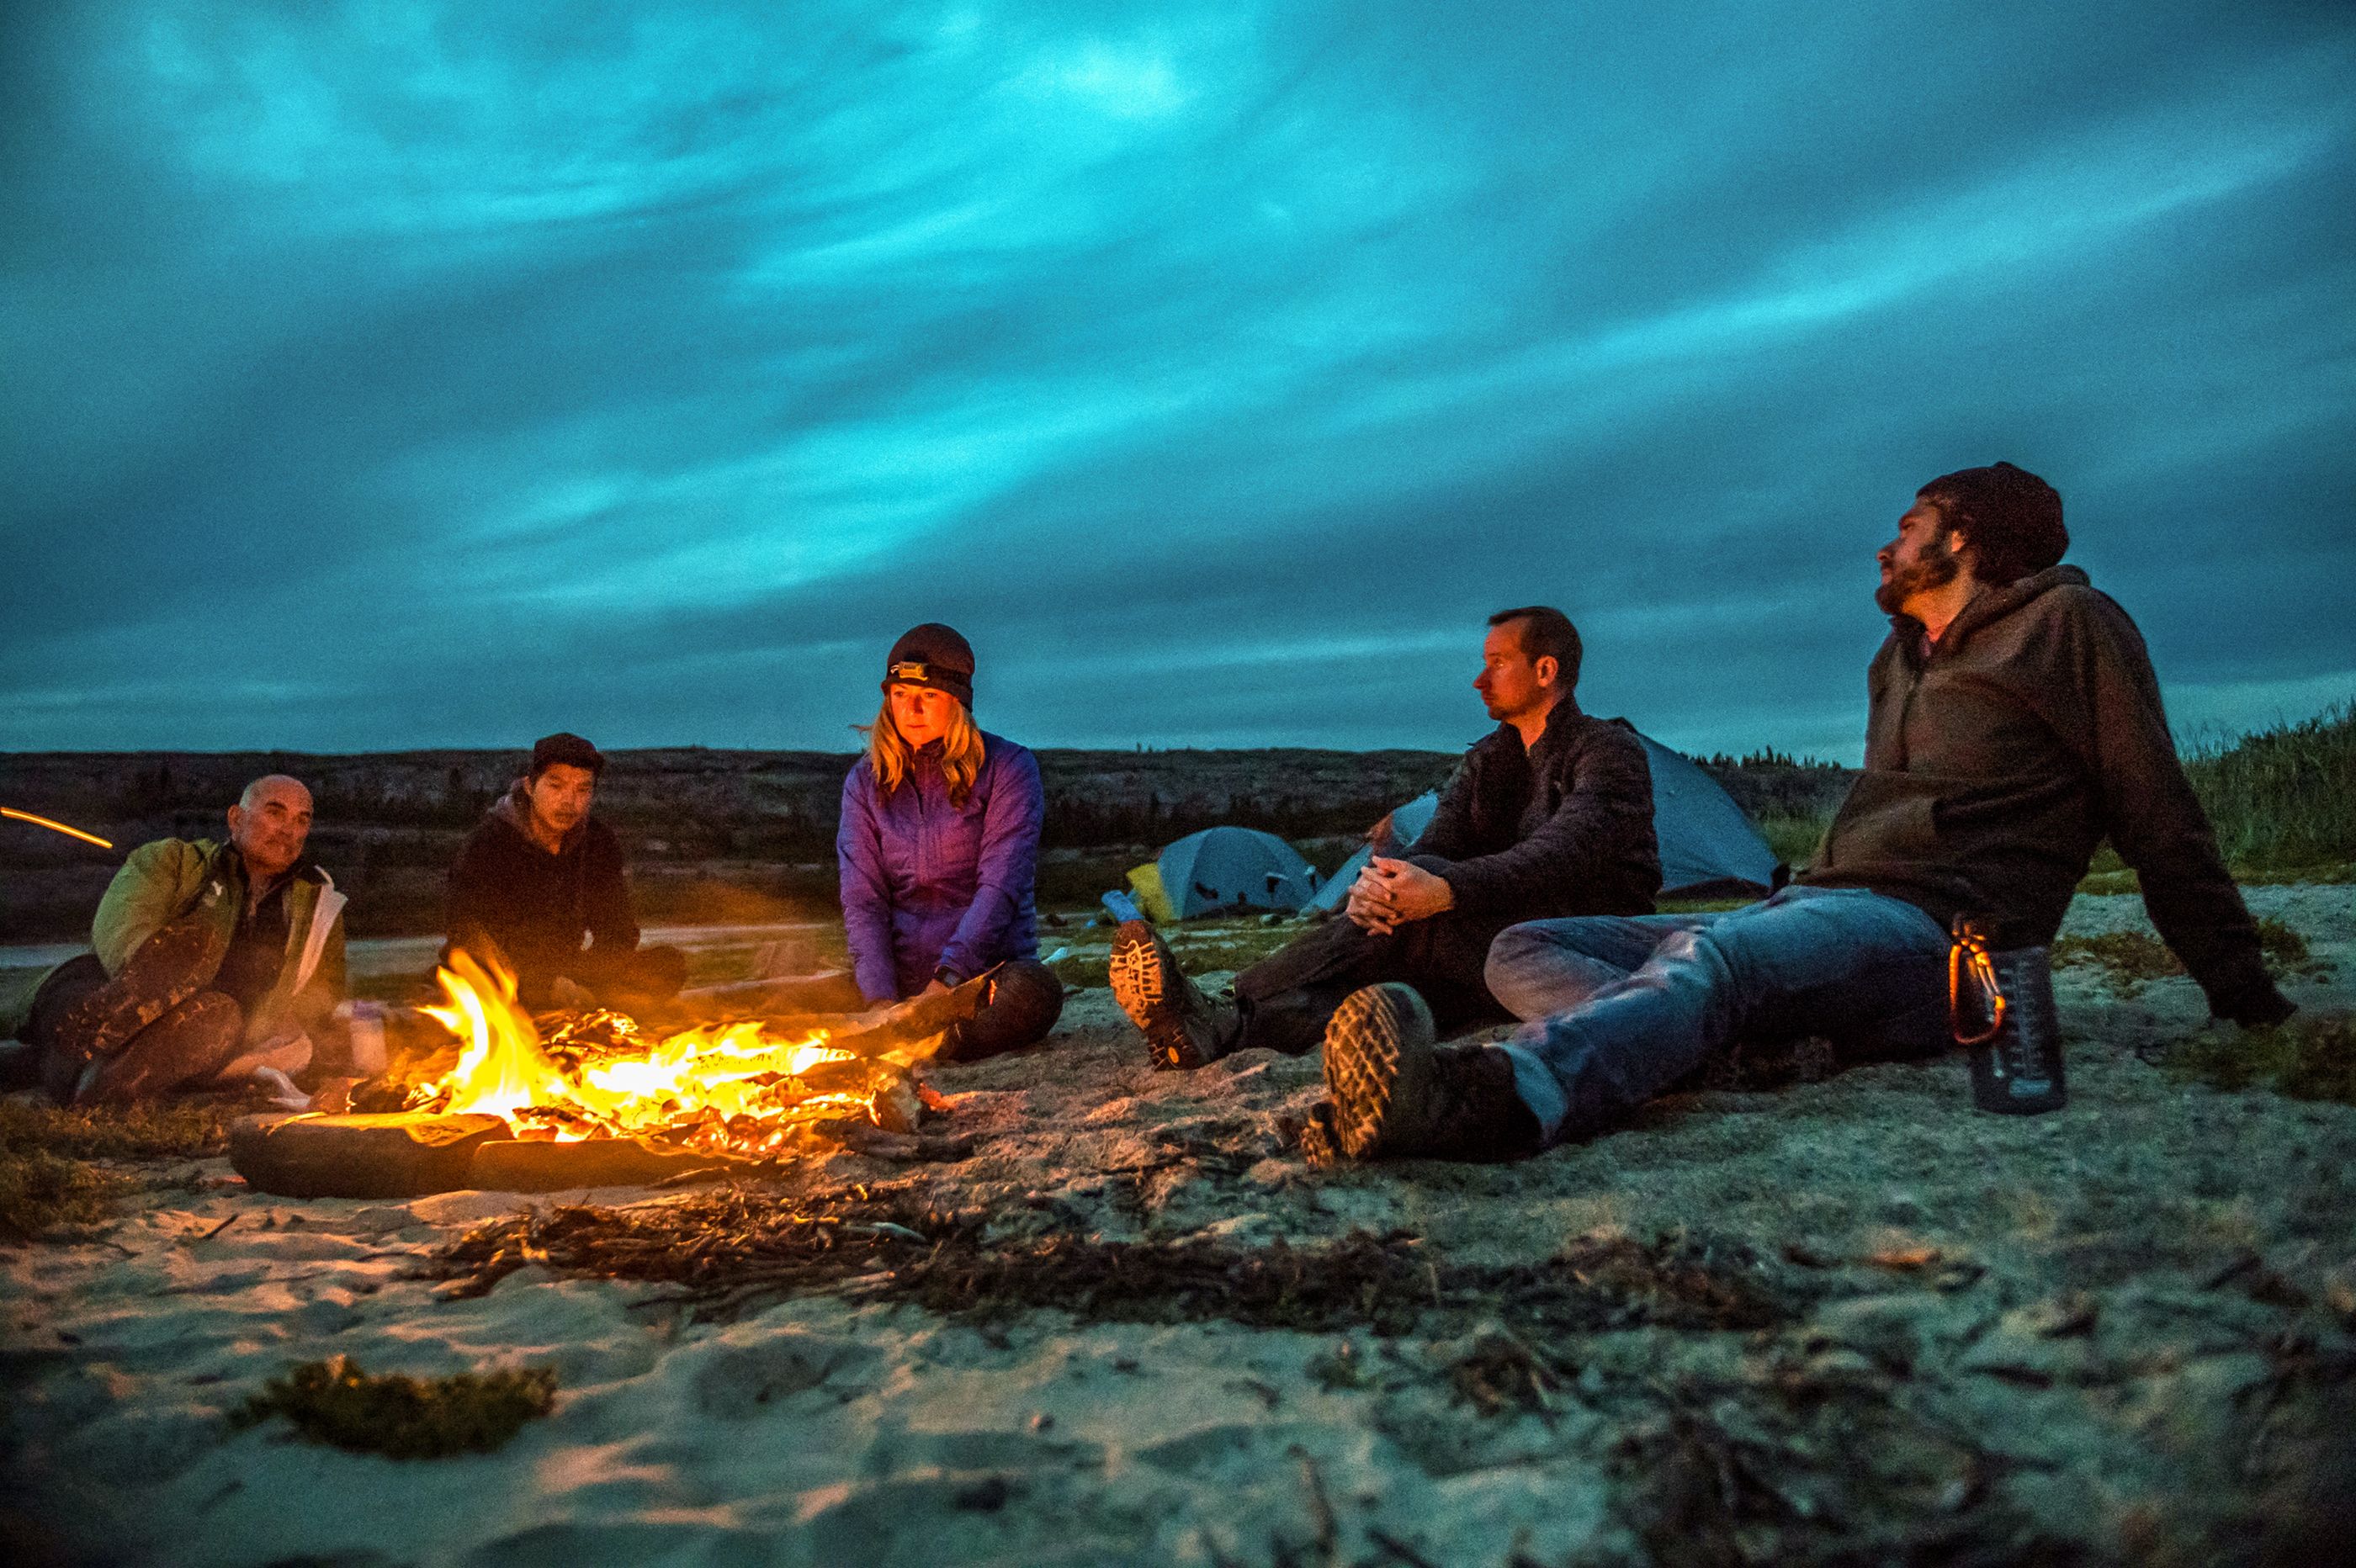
[3,0,2351,758]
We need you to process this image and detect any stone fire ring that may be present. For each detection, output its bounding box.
[228,1112,761,1199]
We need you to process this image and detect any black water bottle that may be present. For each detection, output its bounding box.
[1951,915,2067,1115]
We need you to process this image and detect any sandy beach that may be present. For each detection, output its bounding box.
[5,885,2351,1566]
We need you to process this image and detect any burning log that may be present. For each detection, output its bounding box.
[234,952,964,1199]
[465,1136,751,1192]
[817,969,995,1056]
[230,1112,508,1199]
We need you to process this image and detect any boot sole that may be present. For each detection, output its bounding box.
[1324,983,1437,1158]
[1106,924,1166,1027]
[1108,923,1217,1070]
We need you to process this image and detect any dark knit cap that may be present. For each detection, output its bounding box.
[1917,462,2068,585]
[882,623,975,708]
[529,731,606,778]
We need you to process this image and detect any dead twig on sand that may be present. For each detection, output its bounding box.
[1444,1327,1568,1417]
[1365,1526,1440,1568]
[808,1120,979,1163]
[1289,1446,1340,1568]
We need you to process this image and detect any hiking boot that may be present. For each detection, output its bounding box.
[1322,983,1541,1162]
[1109,920,1236,1070]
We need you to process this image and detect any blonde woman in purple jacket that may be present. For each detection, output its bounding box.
[834,624,1063,1059]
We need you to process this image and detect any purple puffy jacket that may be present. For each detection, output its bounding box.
[836,731,1044,1004]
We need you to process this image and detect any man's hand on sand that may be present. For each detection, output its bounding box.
[1347,856,1455,933]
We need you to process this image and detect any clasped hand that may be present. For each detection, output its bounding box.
[1345,856,1454,934]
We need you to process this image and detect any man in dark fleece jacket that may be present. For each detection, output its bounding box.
[1111,607,1661,1068]
[443,733,686,1012]
[1316,463,2298,1163]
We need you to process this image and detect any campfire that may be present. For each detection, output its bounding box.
[231,951,970,1199]
[403,952,920,1157]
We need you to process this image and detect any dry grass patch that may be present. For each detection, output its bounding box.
[425,1186,1796,1338]
[0,1096,241,1162]
[2052,916,2325,993]
[2163,1014,2356,1105]
[0,1150,137,1241]
[1048,916,1309,990]
[0,1095,241,1239]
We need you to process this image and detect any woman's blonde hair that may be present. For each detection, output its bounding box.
[861,693,986,806]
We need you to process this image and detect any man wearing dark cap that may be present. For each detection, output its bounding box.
[1319,462,2298,1163]
[443,732,686,1013]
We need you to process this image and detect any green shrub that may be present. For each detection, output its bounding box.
[2186,704,2356,873]
[1743,708,2353,888]
[232,1355,557,1459]
[1757,812,1831,871]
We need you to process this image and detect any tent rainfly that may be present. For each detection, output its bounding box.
[1304,791,1441,914]
[1127,827,1320,922]
[1637,734,1780,898]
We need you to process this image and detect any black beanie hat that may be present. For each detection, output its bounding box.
[882,623,975,708]
[1917,462,2067,585]
[529,731,606,778]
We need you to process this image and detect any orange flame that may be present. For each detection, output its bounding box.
[412,951,876,1152]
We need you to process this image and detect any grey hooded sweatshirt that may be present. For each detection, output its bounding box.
[1797,564,2290,1025]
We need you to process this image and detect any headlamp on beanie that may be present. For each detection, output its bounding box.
[880,623,976,709]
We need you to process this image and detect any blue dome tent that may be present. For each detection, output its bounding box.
[1127,827,1320,920]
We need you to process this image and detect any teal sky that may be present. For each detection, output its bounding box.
[4,1,2352,762]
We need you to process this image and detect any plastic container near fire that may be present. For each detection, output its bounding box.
[1950,915,2067,1115]
[333,999,390,1076]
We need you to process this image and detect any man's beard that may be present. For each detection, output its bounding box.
[1875,534,1961,617]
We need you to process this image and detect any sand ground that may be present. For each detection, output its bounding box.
[4,887,2352,1566]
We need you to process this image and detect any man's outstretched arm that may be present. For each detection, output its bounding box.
[2072,594,2291,1025]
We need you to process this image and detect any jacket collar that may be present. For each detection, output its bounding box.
[1890,563,2088,661]
[1487,697,1584,760]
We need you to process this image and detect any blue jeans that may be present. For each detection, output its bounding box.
[1483,886,1952,1144]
